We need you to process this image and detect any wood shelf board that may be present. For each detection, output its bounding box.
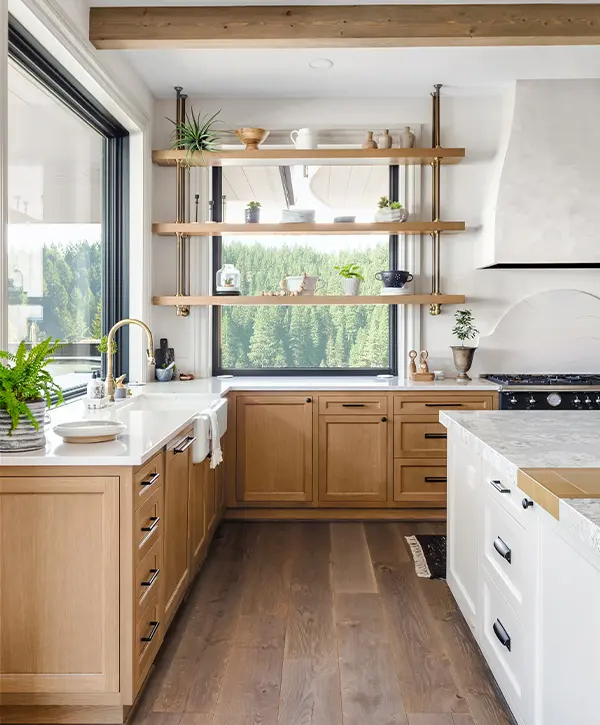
[152,147,465,168]
[152,294,466,307]
[153,221,466,236]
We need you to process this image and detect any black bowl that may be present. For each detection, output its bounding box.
[375,270,414,288]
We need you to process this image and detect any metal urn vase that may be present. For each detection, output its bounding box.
[0,400,47,451]
[450,346,476,381]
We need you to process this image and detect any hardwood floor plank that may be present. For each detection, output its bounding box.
[286,523,336,659]
[365,523,468,714]
[278,657,343,725]
[141,714,183,725]
[236,613,287,648]
[452,715,476,725]
[335,592,408,725]
[408,716,454,725]
[179,716,214,725]
[331,523,377,594]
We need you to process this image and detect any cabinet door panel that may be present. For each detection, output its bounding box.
[189,461,206,574]
[204,460,216,535]
[393,459,447,506]
[394,416,448,458]
[318,415,388,504]
[237,395,313,503]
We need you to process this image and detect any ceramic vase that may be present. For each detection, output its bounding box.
[377,130,393,149]
[362,131,378,149]
[400,126,416,148]
[342,277,361,296]
[245,207,260,223]
[375,207,408,223]
[450,346,476,381]
[0,400,46,452]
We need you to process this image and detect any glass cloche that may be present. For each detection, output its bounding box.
[215,263,241,296]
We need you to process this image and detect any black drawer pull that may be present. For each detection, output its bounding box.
[141,621,160,643]
[493,619,511,651]
[140,472,160,487]
[489,479,511,494]
[141,568,160,587]
[342,403,365,407]
[305,397,311,403]
[424,403,463,407]
[425,476,447,483]
[174,435,196,454]
[141,516,160,533]
[424,433,447,439]
[493,537,512,564]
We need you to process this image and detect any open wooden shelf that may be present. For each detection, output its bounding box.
[152,294,466,307]
[153,221,466,237]
[152,147,465,168]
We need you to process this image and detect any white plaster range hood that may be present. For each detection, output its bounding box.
[480,79,600,268]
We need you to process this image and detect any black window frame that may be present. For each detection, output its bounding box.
[211,165,399,377]
[7,17,129,399]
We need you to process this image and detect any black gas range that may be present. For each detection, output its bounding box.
[484,374,600,410]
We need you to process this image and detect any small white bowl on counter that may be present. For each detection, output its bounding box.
[53,420,127,444]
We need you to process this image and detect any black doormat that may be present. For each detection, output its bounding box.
[405,534,446,579]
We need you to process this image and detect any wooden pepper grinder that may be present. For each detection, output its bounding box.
[408,350,418,378]
[409,349,435,381]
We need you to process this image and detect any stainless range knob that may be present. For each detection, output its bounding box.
[510,396,518,405]
[596,397,600,405]
[574,396,581,405]
[528,396,536,405]
[585,397,592,405]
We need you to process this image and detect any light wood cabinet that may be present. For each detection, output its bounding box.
[204,459,217,534]
[394,416,448,458]
[393,459,447,505]
[236,394,313,503]
[189,460,207,574]
[163,428,194,625]
[318,415,388,504]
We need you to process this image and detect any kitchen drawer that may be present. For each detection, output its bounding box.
[482,488,533,624]
[482,460,534,531]
[393,459,447,505]
[135,538,163,621]
[136,485,163,562]
[318,395,388,416]
[135,594,163,692]
[480,569,530,724]
[134,450,165,509]
[394,416,447,458]
[394,395,495,415]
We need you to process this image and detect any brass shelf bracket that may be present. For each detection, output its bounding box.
[429,83,443,316]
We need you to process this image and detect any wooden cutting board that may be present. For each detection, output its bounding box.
[518,468,600,519]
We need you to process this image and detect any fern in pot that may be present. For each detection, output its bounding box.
[451,309,479,381]
[0,338,64,451]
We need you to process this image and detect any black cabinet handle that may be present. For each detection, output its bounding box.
[424,433,447,439]
[489,479,511,494]
[141,516,160,533]
[141,568,160,587]
[343,403,365,407]
[141,621,160,643]
[493,537,512,564]
[522,498,534,509]
[425,476,447,483]
[305,397,312,403]
[493,619,511,651]
[424,403,463,407]
[381,417,387,422]
[140,472,160,487]
[174,435,196,454]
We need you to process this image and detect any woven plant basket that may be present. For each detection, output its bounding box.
[0,400,47,452]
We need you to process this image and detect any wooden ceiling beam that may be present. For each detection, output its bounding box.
[89,4,600,50]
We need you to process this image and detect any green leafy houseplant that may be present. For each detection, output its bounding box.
[377,196,403,211]
[246,201,261,210]
[0,338,64,434]
[333,263,365,281]
[96,335,117,355]
[167,107,223,166]
[452,309,479,346]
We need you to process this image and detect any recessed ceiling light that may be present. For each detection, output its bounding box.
[309,58,334,70]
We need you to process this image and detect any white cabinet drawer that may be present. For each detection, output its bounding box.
[482,460,535,531]
[482,489,534,624]
[480,569,529,725]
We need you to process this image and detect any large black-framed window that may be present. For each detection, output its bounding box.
[7,17,129,398]
[211,165,399,376]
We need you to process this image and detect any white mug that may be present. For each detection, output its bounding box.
[290,128,317,149]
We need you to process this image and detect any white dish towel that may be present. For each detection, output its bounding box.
[205,408,223,469]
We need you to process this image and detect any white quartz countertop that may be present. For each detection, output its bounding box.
[441,410,600,559]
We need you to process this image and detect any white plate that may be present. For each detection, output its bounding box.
[54,420,127,444]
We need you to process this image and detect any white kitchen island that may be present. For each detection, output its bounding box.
[441,411,600,725]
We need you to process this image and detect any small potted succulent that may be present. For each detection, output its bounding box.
[167,107,223,166]
[0,338,64,451]
[245,201,261,223]
[375,196,408,223]
[451,309,479,381]
[334,263,365,296]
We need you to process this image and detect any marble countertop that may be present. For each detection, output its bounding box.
[441,410,600,559]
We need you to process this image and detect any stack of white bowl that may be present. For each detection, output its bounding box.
[281,209,316,223]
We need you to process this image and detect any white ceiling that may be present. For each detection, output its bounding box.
[112,45,600,98]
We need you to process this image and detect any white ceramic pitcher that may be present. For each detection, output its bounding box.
[290,128,317,149]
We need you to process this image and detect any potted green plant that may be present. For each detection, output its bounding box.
[0,338,64,451]
[334,263,365,296]
[245,201,261,223]
[375,196,408,223]
[167,107,223,166]
[451,309,479,380]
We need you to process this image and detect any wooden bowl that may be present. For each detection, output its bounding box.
[235,127,269,150]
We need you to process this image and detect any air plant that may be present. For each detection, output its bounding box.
[167,107,223,166]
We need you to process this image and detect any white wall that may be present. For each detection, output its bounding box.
[152,91,600,376]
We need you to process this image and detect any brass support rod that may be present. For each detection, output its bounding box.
[430,84,443,316]
[174,87,190,317]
